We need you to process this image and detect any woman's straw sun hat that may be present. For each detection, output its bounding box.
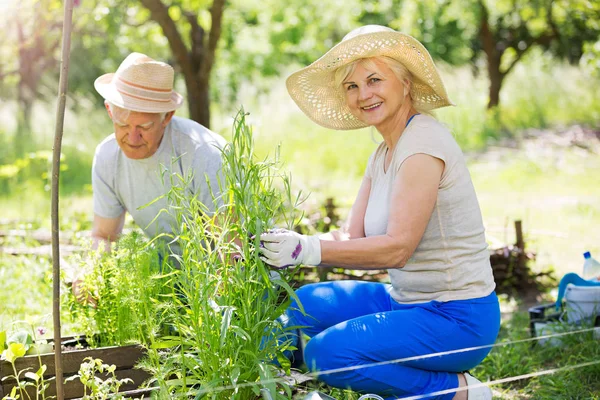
[286,25,454,130]
[94,52,183,113]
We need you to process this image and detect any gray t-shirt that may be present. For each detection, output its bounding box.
[92,116,227,250]
[364,115,495,304]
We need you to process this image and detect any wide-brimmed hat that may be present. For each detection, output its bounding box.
[286,25,454,130]
[94,52,183,113]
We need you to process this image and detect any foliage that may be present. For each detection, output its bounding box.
[215,0,359,104]
[0,326,53,400]
[1,0,598,129]
[66,231,172,348]
[135,109,304,398]
[63,109,305,398]
[474,311,600,399]
[0,0,64,156]
[65,357,133,400]
[581,39,600,77]
[0,251,55,332]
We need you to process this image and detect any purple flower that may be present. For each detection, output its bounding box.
[36,327,47,336]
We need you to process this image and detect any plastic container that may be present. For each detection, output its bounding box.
[564,283,600,325]
[582,251,600,281]
[528,303,563,346]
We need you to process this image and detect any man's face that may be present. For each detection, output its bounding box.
[106,104,174,160]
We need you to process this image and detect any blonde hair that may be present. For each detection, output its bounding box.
[334,56,431,115]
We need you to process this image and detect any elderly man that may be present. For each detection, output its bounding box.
[73,53,226,299]
[91,52,226,249]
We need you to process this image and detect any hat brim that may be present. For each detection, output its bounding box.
[286,30,454,130]
[94,73,184,113]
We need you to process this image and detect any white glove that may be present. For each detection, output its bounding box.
[259,229,321,269]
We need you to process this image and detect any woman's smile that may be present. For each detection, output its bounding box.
[361,102,382,110]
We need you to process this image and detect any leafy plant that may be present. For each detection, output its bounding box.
[66,231,174,348]
[136,109,305,399]
[65,357,133,400]
[63,109,305,398]
[0,326,54,400]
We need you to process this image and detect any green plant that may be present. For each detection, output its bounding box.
[0,327,53,400]
[66,231,173,348]
[136,109,305,399]
[65,357,133,400]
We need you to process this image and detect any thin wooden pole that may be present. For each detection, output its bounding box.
[52,0,75,398]
[514,220,526,272]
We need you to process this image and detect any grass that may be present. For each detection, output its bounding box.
[474,313,600,399]
[470,142,600,279]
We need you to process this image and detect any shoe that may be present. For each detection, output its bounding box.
[464,373,492,400]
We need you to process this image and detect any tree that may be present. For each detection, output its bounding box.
[0,0,63,155]
[474,0,600,109]
[139,0,225,128]
[386,0,600,109]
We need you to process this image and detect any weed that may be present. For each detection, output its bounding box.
[0,326,54,400]
[65,357,133,400]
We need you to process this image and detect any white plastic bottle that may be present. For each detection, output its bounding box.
[582,251,600,281]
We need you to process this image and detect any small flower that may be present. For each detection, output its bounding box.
[36,327,47,336]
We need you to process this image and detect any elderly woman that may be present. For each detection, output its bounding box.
[260,25,499,400]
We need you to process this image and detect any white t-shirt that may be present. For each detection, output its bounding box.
[92,116,227,252]
[364,115,495,304]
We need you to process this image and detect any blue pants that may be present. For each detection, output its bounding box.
[287,281,500,400]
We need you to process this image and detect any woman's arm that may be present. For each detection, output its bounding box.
[319,153,444,269]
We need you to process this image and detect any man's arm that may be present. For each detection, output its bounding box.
[91,212,126,252]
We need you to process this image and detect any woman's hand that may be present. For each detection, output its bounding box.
[259,229,321,269]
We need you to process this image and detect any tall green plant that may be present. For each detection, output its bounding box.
[67,231,174,348]
[141,109,305,399]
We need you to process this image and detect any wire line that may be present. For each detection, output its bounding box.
[189,326,599,396]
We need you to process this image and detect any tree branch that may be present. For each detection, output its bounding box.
[199,0,226,82]
[185,11,205,71]
[503,1,558,76]
[139,0,192,75]
[477,0,497,62]
[125,18,152,28]
[546,0,560,40]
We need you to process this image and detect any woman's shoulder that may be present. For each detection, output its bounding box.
[404,115,458,147]
[411,114,451,135]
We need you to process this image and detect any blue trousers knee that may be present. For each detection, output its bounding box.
[286,281,500,400]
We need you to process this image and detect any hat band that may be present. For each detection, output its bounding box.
[115,76,173,102]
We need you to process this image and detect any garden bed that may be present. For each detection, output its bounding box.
[0,338,150,399]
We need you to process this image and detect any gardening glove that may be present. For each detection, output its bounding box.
[259,229,321,269]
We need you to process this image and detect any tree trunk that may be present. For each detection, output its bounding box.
[478,0,506,110]
[183,71,208,126]
[15,97,33,156]
[195,78,211,128]
[487,57,505,109]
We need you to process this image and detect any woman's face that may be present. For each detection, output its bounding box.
[342,59,408,132]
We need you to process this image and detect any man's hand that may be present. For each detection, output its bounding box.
[259,229,321,269]
[72,279,97,308]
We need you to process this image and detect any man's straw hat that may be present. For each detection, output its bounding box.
[94,52,183,113]
[286,25,454,130]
